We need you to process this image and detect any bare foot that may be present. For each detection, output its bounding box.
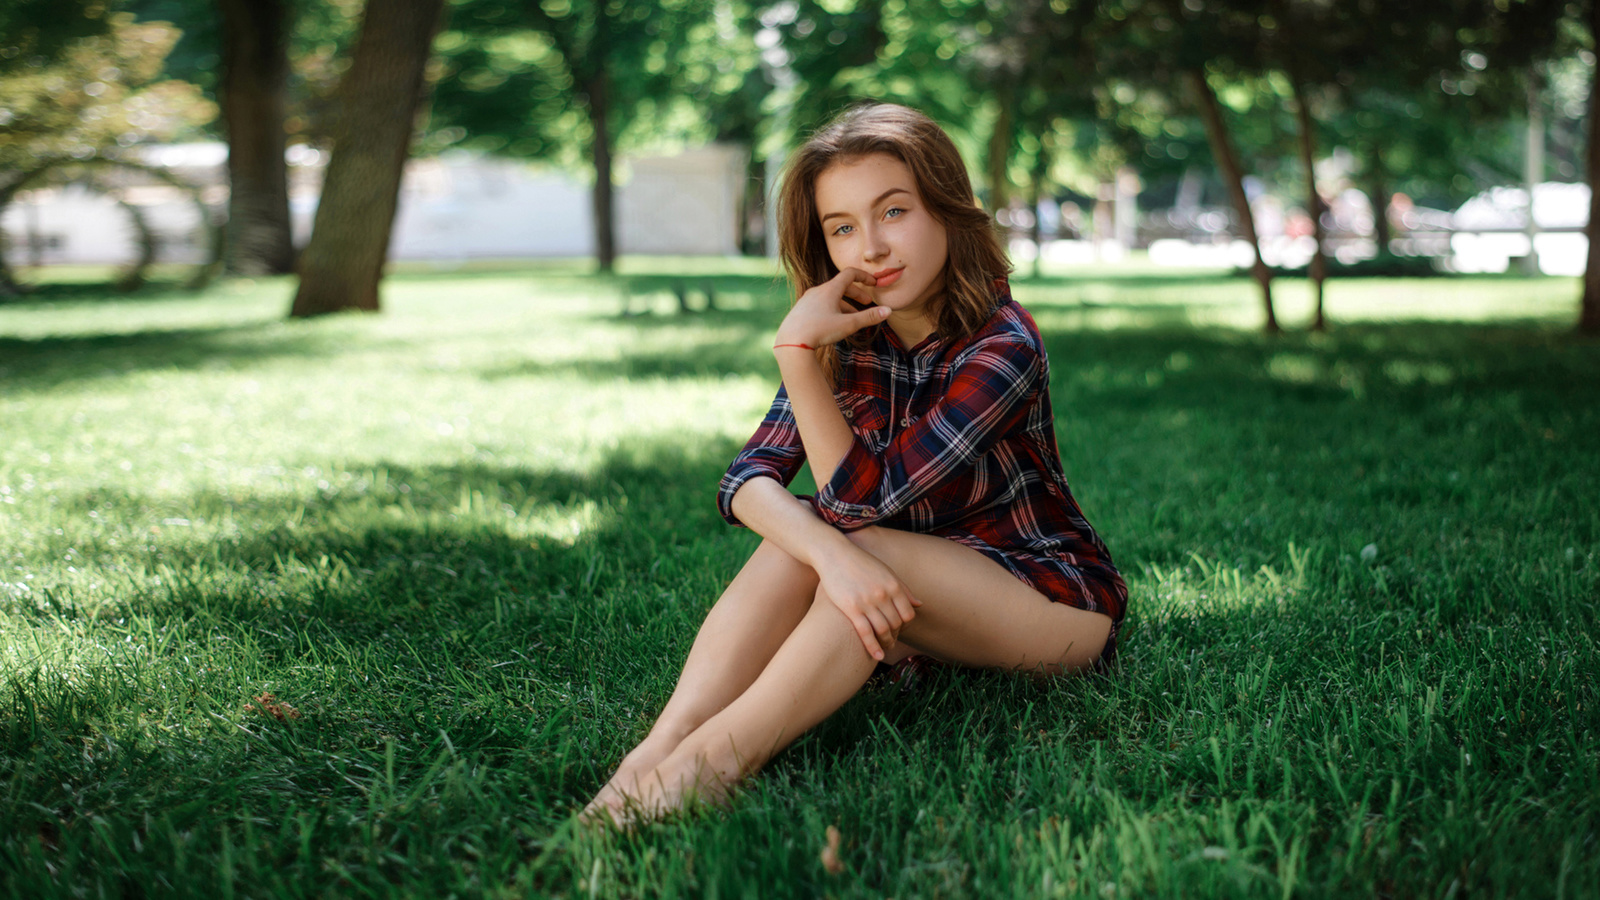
[581,730,687,821]
[585,746,736,827]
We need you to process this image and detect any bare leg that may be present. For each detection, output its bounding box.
[601,526,1112,822]
[584,538,819,813]
[604,583,880,822]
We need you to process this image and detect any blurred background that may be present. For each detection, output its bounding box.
[1,0,1596,327]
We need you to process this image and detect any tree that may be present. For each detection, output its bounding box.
[125,0,370,276]
[289,0,444,317]
[1576,3,1600,334]
[428,0,717,273]
[218,0,295,275]
[0,14,215,292]
[0,0,109,73]
[1099,0,1283,332]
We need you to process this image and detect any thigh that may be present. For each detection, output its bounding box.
[848,527,1112,673]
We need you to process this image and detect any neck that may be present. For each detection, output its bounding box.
[887,310,935,348]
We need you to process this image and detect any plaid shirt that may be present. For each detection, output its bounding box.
[718,283,1128,645]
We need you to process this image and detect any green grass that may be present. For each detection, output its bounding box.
[1,261,1596,898]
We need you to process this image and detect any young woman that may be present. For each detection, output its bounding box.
[584,103,1126,825]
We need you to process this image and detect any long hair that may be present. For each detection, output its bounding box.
[776,103,1012,383]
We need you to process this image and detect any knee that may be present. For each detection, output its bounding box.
[752,539,821,582]
[754,537,803,566]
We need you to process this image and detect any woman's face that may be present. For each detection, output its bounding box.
[814,153,949,324]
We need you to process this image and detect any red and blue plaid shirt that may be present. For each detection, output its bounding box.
[718,282,1128,649]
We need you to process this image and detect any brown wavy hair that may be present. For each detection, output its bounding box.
[776,102,1011,382]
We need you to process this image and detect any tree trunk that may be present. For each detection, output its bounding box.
[290,0,444,318]
[1029,145,1047,279]
[1185,66,1278,333]
[1581,2,1600,334]
[1524,70,1545,276]
[588,69,616,273]
[218,0,295,276]
[1289,71,1328,331]
[741,148,765,256]
[1368,151,1391,255]
[112,193,157,292]
[986,81,1015,219]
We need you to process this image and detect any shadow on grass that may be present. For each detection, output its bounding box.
[1014,271,1247,289]
[483,342,777,382]
[1040,319,1600,413]
[0,323,346,393]
[5,430,1121,799]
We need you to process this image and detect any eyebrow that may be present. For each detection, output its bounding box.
[820,187,911,223]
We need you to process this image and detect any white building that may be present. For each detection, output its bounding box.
[1,142,748,266]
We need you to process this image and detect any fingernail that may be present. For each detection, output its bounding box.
[878,307,891,317]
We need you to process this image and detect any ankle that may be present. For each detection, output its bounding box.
[648,715,702,747]
[671,735,755,786]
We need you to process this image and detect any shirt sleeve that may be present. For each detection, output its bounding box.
[811,335,1042,531]
[717,383,807,527]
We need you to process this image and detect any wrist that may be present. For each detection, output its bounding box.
[805,526,860,570]
[772,325,816,349]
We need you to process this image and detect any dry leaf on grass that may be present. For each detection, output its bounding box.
[244,692,301,721]
[820,824,844,875]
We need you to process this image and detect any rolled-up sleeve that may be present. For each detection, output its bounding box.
[717,384,807,526]
[812,336,1041,530]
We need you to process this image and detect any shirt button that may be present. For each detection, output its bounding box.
[844,409,854,419]
[900,417,910,427]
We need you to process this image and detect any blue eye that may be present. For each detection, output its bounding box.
[832,224,854,236]
[885,207,904,219]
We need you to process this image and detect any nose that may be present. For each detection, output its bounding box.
[861,225,888,263]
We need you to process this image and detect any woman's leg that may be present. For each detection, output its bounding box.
[846,526,1113,672]
[585,538,820,811]
[600,526,1112,822]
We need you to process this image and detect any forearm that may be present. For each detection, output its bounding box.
[774,349,854,489]
[728,475,853,570]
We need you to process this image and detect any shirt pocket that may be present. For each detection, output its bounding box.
[838,392,890,446]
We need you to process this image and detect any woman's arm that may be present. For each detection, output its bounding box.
[728,475,850,569]
[728,475,919,661]
[772,348,853,489]
[772,267,889,489]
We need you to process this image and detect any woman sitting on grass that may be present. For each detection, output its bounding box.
[585,103,1127,825]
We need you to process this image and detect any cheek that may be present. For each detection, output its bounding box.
[922,223,950,269]
[825,237,853,270]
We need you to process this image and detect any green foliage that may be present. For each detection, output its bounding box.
[120,0,364,145]
[0,263,1596,896]
[0,0,110,73]
[0,14,215,171]
[427,0,734,164]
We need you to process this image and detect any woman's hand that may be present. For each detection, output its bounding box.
[814,538,922,661]
[774,267,892,350]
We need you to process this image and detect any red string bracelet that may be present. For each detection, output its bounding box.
[772,342,814,350]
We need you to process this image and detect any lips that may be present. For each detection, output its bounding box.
[872,267,904,288]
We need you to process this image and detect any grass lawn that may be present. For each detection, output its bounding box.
[1,261,1596,898]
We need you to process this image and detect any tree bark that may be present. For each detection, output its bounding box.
[290,0,444,318]
[588,69,616,273]
[1029,144,1047,279]
[986,80,1015,219]
[112,193,157,292]
[1289,70,1328,331]
[1524,70,1545,276]
[1368,152,1391,255]
[1185,66,1278,333]
[218,0,295,276]
[1581,2,1600,334]
[741,148,765,256]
